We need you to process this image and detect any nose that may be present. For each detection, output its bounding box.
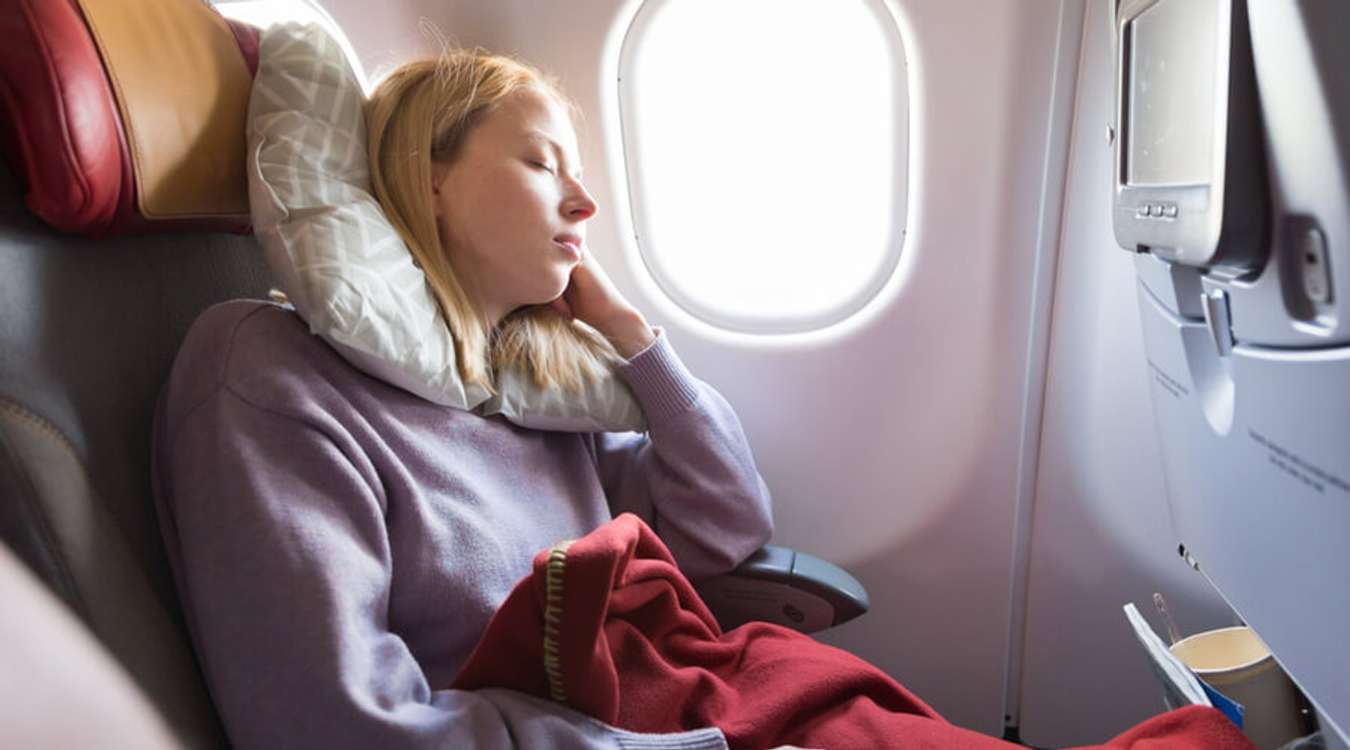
[563,179,598,222]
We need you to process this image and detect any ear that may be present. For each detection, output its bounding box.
[430,161,450,217]
[431,161,449,190]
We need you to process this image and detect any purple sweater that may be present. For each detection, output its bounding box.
[151,300,774,750]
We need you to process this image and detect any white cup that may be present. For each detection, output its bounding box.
[1169,626,1308,750]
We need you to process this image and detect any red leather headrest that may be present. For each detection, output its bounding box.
[0,0,260,236]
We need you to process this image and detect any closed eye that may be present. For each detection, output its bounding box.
[529,160,556,175]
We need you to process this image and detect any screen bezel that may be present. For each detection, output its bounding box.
[1113,0,1233,268]
[1121,1,1220,188]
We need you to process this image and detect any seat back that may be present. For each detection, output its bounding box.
[0,0,275,741]
[0,159,272,746]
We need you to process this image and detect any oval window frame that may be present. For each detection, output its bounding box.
[616,0,911,335]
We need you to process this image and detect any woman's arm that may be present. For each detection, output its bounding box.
[589,331,775,581]
[157,385,726,750]
[551,248,773,579]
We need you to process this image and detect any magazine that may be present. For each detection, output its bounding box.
[1122,602,1212,709]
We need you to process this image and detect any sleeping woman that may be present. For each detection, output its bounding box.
[152,32,773,750]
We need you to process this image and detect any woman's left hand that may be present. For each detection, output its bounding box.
[549,246,656,359]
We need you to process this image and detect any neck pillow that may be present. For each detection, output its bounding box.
[246,21,646,433]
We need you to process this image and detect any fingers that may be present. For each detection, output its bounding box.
[548,295,574,321]
[570,246,618,297]
[552,245,646,337]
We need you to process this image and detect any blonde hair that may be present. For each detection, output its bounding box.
[365,50,621,395]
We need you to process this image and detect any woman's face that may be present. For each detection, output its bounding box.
[432,87,598,326]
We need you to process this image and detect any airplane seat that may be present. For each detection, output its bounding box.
[0,1,275,746]
[0,157,264,748]
[0,1,868,747]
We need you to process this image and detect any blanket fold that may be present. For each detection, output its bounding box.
[452,514,1254,750]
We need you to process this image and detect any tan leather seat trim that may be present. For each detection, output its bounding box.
[78,0,252,220]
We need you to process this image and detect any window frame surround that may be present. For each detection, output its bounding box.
[614,0,912,335]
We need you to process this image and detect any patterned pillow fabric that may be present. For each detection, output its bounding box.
[246,21,645,432]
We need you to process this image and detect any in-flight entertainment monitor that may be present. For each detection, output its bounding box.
[1113,0,1268,272]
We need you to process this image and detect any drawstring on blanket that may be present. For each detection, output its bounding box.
[543,539,575,703]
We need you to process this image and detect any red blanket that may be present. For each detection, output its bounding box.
[452,514,1254,750]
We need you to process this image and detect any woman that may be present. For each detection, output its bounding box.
[152,45,774,749]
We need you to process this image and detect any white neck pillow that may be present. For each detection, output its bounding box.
[245,21,646,433]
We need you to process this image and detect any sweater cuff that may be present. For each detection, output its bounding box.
[613,726,727,750]
[616,328,702,424]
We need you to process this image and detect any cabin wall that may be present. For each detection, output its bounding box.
[1016,1,1237,746]
[316,0,1241,741]
[403,0,1068,735]
[317,0,443,74]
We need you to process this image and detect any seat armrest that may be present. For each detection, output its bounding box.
[694,545,870,634]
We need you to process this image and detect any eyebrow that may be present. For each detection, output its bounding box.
[524,131,582,178]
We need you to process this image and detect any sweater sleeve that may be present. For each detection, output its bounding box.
[591,330,774,580]
[156,385,727,750]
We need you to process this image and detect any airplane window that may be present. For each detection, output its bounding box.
[619,0,908,334]
[213,0,370,94]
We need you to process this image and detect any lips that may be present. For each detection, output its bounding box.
[553,234,582,261]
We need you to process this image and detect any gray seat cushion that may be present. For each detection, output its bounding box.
[0,163,274,747]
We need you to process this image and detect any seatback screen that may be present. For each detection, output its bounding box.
[1126,0,1217,187]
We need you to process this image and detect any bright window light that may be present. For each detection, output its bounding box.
[619,0,907,333]
[213,0,370,93]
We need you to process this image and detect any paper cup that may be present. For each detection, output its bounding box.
[1170,627,1308,750]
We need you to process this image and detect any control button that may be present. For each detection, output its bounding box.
[1149,203,1165,217]
[1163,203,1178,218]
[1296,223,1333,304]
[1137,204,1150,218]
